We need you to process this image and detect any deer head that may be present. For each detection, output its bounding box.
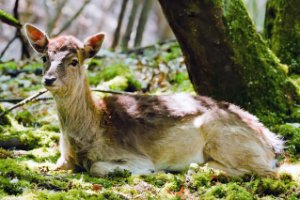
[24,24,105,96]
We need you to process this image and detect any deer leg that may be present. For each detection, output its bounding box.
[90,157,155,177]
[54,134,75,170]
[206,161,249,176]
[203,135,276,177]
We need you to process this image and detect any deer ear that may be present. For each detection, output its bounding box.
[24,23,49,53]
[83,33,105,58]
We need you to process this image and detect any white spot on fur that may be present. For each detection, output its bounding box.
[167,93,200,114]
[193,115,205,128]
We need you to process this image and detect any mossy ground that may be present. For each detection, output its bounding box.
[0,42,300,199]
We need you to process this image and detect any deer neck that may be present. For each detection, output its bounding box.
[53,77,99,136]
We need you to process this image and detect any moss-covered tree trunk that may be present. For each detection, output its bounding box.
[264,0,300,74]
[158,0,298,122]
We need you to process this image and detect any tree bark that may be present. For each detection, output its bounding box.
[158,0,299,122]
[264,0,300,74]
[13,0,30,59]
[111,0,129,50]
[134,0,153,47]
[121,0,140,51]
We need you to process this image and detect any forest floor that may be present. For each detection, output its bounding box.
[0,43,300,199]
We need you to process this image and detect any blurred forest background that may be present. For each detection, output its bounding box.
[0,0,266,61]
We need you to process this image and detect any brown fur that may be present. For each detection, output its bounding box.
[24,23,284,177]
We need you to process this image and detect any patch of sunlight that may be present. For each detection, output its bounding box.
[279,163,300,182]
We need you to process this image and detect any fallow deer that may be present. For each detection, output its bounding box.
[24,23,284,177]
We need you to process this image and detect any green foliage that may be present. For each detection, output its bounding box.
[142,173,169,188]
[0,61,18,72]
[251,177,296,197]
[0,105,12,126]
[99,63,129,82]
[88,63,142,91]
[108,168,131,179]
[15,109,37,126]
[0,158,67,195]
[0,125,59,150]
[0,148,12,159]
[273,124,300,159]
[204,183,251,200]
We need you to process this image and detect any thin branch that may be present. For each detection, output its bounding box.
[111,0,129,50]
[13,0,20,20]
[0,88,134,117]
[53,0,91,37]
[12,0,30,59]
[125,38,177,54]
[0,36,17,59]
[47,0,68,36]
[0,89,48,118]
[0,10,22,28]
[91,88,135,95]
[0,97,52,104]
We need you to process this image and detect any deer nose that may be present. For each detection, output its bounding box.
[44,77,57,86]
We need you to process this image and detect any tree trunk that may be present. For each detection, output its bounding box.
[264,0,300,74]
[111,0,129,50]
[121,0,140,51]
[158,0,299,122]
[13,0,30,59]
[134,0,153,47]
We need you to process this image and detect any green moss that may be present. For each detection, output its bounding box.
[0,125,59,150]
[88,63,141,91]
[102,76,129,91]
[35,189,125,200]
[79,174,113,188]
[0,105,13,126]
[142,173,175,188]
[255,178,288,196]
[165,176,183,192]
[107,168,131,179]
[0,158,68,196]
[204,185,227,199]
[15,109,38,126]
[272,124,300,158]
[264,0,300,75]
[0,61,18,73]
[41,124,60,133]
[226,183,252,200]
[99,63,129,82]
[193,172,211,188]
[204,183,251,200]
[159,43,182,63]
[0,10,21,28]
[0,148,12,159]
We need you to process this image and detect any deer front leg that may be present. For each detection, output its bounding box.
[89,156,155,177]
[54,134,75,170]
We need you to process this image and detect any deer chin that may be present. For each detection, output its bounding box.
[44,83,65,94]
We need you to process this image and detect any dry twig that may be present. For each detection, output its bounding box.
[0,88,134,117]
[53,0,90,37]
[0,89,48,117]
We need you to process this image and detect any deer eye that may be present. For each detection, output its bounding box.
[70,59,78,67]
[41,56,47,63]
